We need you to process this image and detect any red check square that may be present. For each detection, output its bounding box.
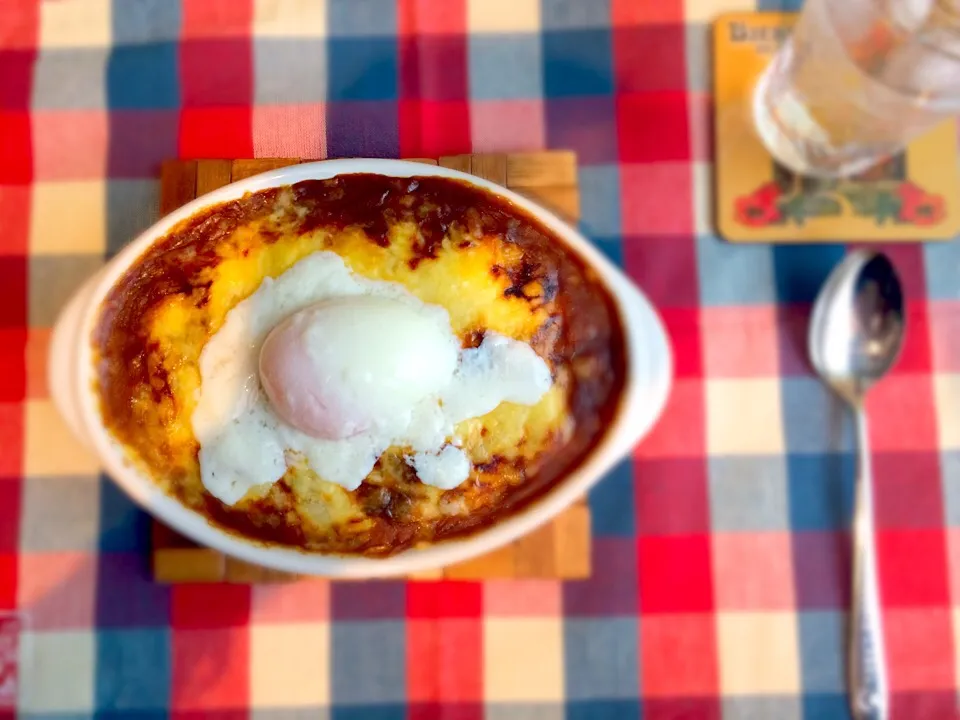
[883,245,929,302]
[621,162,694,236]
[890,302,933,374]
[641,613,718,696]
[172,584,252,628]
[172,628,250,710]
[482,580,561,617]
[399,0,467,34]
[947,529,960,607]
[0,112,32,184]
[635,457,710,536]
[873,452,944,529]
[17,552,95,630]
[407,619,482,702]
[25,329,49,400]
[634,379,705,458]
[250,580,330,623]
[32,111,108,181]
[0,258,26,328]
[867,374,937,452]
[878,529,950,607]
[470,100,545,154]
[611,0,683,25]
[617,92,690,163]
[0,480,19,553]
[613,25,687,92]
[179,107,254,159]
[0,555,15,610]
[252,104,326,159]
[407,581,482,619]
[890,692,960,720]
[400,100,472,159]
[885,608,955,690]
[400,37,468,100]
[180,39,252,106]
[0,329,26,404]
[701,306,780,378]
[0,50,33,109]
[0,2,37,48]
[182,0,253,38]
[623,235,700,309]
[0,187,29,256]
[928,301,960,372]
[0,404,23,476]
[712,532,795,610]
[639,535,714,613]
[409,703,483,720]
[660,308,702,378]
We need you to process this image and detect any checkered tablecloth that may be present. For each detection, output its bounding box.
[4,0,960,717]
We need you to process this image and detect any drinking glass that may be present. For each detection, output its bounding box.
[753,0,960,177]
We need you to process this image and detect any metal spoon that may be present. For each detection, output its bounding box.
[809,250,905,720]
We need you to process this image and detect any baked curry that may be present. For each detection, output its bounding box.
[94,174,626,555]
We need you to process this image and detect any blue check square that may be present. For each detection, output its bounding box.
[99,475,153,552]
[772,245,846,304]
[696,234,777,306]
[112,0,181,44]
[802,694,850,720]
[589,458,635,537]
[721,696,801,720]
[543,29,614,97]
[924,241,960,300]
[96,552,171,627]
[780,376,855,454]
[328,37,398,101]
[564,618,639,700]
[579,164,622,237]
[108,110,179,178]
[786,452,854,531]
[255,38,328,105]
[546,96,617,164]
[328,0,397,36]
[331,581,407,620]
[797,610,845,692]
[107,43,179,110]
[106,179,160,257]
[95,628,171,712]
[564,538,637,616]
[332,707,405,720]
[469,35,542,100]
[33,48,108,110]
[331,621,406,704]
[542,0,612,29]
[567,700,640,720]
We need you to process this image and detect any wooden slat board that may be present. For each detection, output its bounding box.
[152,151,590,583]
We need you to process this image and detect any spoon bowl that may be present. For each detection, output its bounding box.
[810,251,905,405]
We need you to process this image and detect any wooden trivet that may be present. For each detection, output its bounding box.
[151,151,591,582]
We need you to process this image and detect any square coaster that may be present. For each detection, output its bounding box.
[714,12,960,243]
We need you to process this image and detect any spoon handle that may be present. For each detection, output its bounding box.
[849,408,888,720]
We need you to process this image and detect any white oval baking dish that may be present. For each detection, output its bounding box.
[49,158,672,578]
